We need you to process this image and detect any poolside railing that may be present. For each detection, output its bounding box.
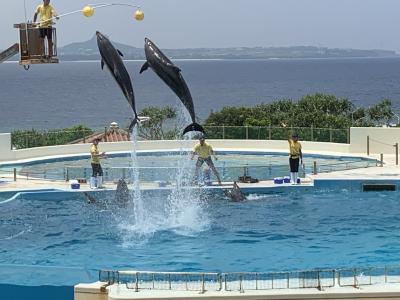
[1,158,378,182]
[62,160,375,182]
[203,126,349,144]
[98,269,336,292]
[338,266,400,287]
[98,266,400,292]
[10,126,350,149]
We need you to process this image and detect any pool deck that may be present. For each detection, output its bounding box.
[0,151,398,194]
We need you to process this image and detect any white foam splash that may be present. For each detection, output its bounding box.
[118,102,209,245]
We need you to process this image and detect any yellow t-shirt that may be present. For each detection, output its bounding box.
[193,142,213,159]
[36,4,55,28]
[288,139,302,159]
[90,144,100,164]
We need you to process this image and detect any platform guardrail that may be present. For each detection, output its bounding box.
[98,269,336,292]
[99,266,400,292]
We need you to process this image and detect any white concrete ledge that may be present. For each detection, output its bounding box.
[74,282,400,300]
[2,127,400,164]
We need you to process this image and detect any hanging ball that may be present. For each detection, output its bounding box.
[82,6,94,17]
[134,10,144,21]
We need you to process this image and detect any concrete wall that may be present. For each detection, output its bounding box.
[0,133,14,161]
[1,126,399,163]
[350,127,400,154]
[0,139,352,164]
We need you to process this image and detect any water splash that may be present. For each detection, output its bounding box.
[118,102,210,245]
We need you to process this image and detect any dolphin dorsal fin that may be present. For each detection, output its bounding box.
[101,59,104,70]
[117,49,124,57]
[139,62,149,74]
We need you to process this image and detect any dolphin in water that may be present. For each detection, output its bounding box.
[115,178,130,207]
[139,38,204,135]
[96,31,138,131]
[83,179,130,208]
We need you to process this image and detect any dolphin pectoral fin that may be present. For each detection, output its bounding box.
[117,49,124,57]
[128,117,139,132]
[182,123,205,135]
[101,59,104,70]
[139,62,149,74]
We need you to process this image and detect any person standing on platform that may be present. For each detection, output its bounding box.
[191,134,222,185]
[33,0,58,57]
[288,133,303,185]
[90,138,106,188]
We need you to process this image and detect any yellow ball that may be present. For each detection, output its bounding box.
[134,10,144,21]
[82,6,94,17]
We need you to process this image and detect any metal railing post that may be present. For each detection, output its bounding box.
[287,273,289,288]
[135,272,139,292]
[268,125,272,140]
[385,266,388,283]
[367,135,370,155]
[66,168,69,182]
[255,273,258,290]
[13,168,17,181]
[395,143,399,165]
[201,274,205,293]
[347,128,350,144]
[311,125,314,141]
[313,161,317,175]
[380,153,384,167]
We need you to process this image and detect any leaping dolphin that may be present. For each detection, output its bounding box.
[139,38,204,135]
[96,31,138,131]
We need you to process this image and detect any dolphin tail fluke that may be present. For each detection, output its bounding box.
[183,123,205,135]
[128,118,139,132]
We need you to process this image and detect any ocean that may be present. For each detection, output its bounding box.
[1,58,400,132]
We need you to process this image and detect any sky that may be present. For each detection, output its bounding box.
[1,0,399,51]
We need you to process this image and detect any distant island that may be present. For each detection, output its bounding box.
[5,35,399,61]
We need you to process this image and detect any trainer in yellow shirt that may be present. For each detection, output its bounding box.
[33,0,58,57]
[288,133,303,185]
[90,138,106,188]
[191,135,222,185]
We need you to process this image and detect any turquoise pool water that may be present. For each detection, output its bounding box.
[1,186,399,289]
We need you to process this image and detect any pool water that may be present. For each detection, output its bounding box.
[1,152,374,182]
[1,188,399,287]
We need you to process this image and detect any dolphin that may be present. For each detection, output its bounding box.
[115,178,130,207]
[139,38,204,135]
[96,31,138,131]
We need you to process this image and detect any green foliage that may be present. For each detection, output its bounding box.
[137,106,178,140]
[367,99,394,124]
[204,93,394,129]
[203,94,395,142]
[11,125,93,149]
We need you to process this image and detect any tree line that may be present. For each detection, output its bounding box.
[10,94,397,148]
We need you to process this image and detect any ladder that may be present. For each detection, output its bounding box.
[0,43,19,63]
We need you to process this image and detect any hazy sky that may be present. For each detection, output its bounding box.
[1,0,399,51]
